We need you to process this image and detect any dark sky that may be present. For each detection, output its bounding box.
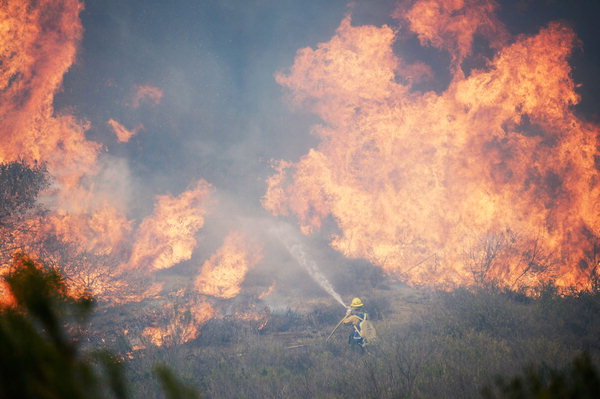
[53,0,600,219]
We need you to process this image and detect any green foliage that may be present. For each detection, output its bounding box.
[482,352,600,399]
[154,366,200,399]
[0,256,104,399]
[0,255,201,399]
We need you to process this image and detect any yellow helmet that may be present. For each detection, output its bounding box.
[350,297,364,308]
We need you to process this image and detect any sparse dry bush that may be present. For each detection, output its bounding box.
[332,258,388,292]
[305,303,340,327]
[259,308,303,333]
[196,318,240,346]
[463,229,557,290]
[361,293,391,321]
[119,282,600,399]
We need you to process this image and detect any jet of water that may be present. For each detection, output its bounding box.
[271,223,346,308]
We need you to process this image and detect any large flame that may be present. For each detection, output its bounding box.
[0,0,132,265]
[0,265,13,307]
[196,231,263,299]
[264,0,600,289]
[43,203,133,256]
[1,0,267,345]
[1,0,96,187]
[141,298,215,347]
[0,1,217,306]
[398,0,509,71]
[108,119,143,143]
[125,181,214,272]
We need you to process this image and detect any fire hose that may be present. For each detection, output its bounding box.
[325,315,348,342]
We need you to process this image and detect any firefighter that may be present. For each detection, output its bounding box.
[343,297,368,349]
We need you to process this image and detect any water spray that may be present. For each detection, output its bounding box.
[270,223,347,308]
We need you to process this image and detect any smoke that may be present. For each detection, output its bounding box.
[270,223,346,308]
[195,230,263,299]
[130,85,163,108]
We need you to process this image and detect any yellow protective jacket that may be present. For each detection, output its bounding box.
[343,308,367,326]
[343,309,377,344]
[342,314,364,326]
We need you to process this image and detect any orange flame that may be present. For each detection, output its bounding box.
[43,203,133,256]
[141,298,215,347]
[0,1,228,337]
[264,1,600,290]
[0,265,13,308]
[258,282,277,300]
[108,119,144,143]
[0,0,96,184]
[0,0,133,268]
[196,231,263,298]
[234,307,270,331]
[0,0,258,341]
[398,0,509,71]
[125,180,214,271]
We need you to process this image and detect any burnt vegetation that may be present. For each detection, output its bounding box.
[1,160,600,398]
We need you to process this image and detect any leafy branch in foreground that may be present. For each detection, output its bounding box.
[0,255,200,399]
[482,351,600,399]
